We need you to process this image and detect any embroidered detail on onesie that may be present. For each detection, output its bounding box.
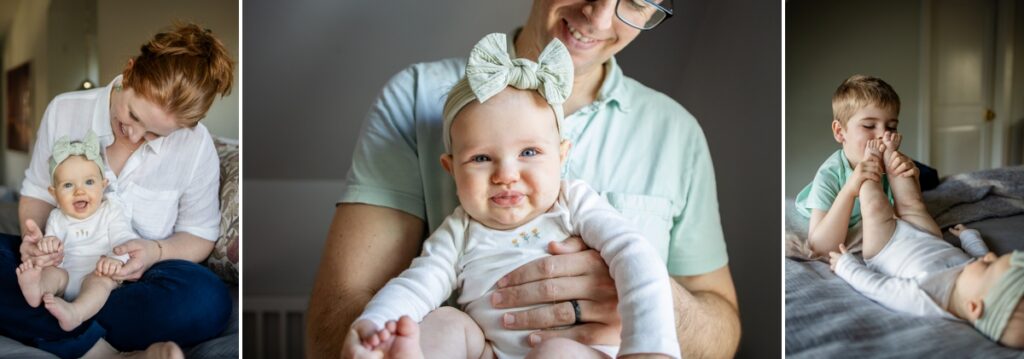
[74,228,90,238]
[513,228,543,247]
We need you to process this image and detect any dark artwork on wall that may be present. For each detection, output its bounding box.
[6,62,32,152]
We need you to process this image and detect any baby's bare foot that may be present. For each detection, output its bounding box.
[881,131,902,169]
[864,139,885,161]
[16,262,42,308]
[42,293,82,332]
[388,316,424,359]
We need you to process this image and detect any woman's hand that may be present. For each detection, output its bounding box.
[110,239,160,281]
[20,219,63,266]
[492,237,622,347]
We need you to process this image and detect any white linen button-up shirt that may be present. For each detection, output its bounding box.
[21,76,220,242]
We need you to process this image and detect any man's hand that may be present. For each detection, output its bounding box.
[493,237,621,347]
[828,244,849,271]
[20,220,63,266]
[887,151,918,178]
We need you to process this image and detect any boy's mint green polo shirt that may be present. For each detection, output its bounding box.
[795,149,893,226]
[340,54,727,276]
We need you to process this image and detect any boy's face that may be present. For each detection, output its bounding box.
[48,156,107,220]
[833,104,899,167]
[441,88,567,230]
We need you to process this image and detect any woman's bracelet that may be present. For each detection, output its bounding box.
[152,239,163,262]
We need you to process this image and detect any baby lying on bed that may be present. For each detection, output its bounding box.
[828,139,1024,348]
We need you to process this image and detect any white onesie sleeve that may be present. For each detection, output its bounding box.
[562,180,680,359]
[956,229,989,258]
[104,201,136,263]
[356,208,469,330]
[834,253,948,317]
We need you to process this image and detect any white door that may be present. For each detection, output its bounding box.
[929,0,996,176]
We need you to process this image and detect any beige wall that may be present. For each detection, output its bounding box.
[2,0,49,187]
[786,0,923,197]
[97,0,238,139]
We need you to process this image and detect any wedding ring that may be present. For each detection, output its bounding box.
[570,299,582,325]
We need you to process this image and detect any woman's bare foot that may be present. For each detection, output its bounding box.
[42,293,83,331]
[139,341,184,359]
[16,262,43,307]
[82,339,183,359]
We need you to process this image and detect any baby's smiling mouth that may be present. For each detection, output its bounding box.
[73,199,89,212]
[490,191,524,207]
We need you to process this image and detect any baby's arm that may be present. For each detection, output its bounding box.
[38,211,66,256]
[950,224,989,258]
[564,181,680,359]
[354,210,468,335]
[830,251,941,316]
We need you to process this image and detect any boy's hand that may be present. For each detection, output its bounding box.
[887,151,918,178]
[95,256,124,277]
[37,236,63,255]
[843,156,883,198]
[828,244,849,271]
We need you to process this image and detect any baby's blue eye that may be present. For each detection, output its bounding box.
[85,179,95,185]
[521,148,539,157]
[62,183,73,189]
[471,155,490,163]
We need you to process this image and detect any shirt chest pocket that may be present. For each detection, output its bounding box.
[603,192,676,263]
[121,184,180,240]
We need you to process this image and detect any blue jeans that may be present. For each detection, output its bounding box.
[0,233,231,358]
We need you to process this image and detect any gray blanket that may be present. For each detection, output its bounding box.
[786,258,1024,358]
[786,166,1024,357]
[924,166,1024,227]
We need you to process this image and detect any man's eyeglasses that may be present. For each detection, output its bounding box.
[615,0,674,30]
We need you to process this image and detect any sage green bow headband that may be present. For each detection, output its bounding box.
[49,131,105,179]
[442,33,574,153]
[977,250,1024,341]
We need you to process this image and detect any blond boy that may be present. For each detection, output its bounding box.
[795,75,936,256]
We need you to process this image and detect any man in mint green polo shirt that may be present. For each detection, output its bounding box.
[310,1,740,358]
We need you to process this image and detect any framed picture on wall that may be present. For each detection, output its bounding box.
[6,62,32,152]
